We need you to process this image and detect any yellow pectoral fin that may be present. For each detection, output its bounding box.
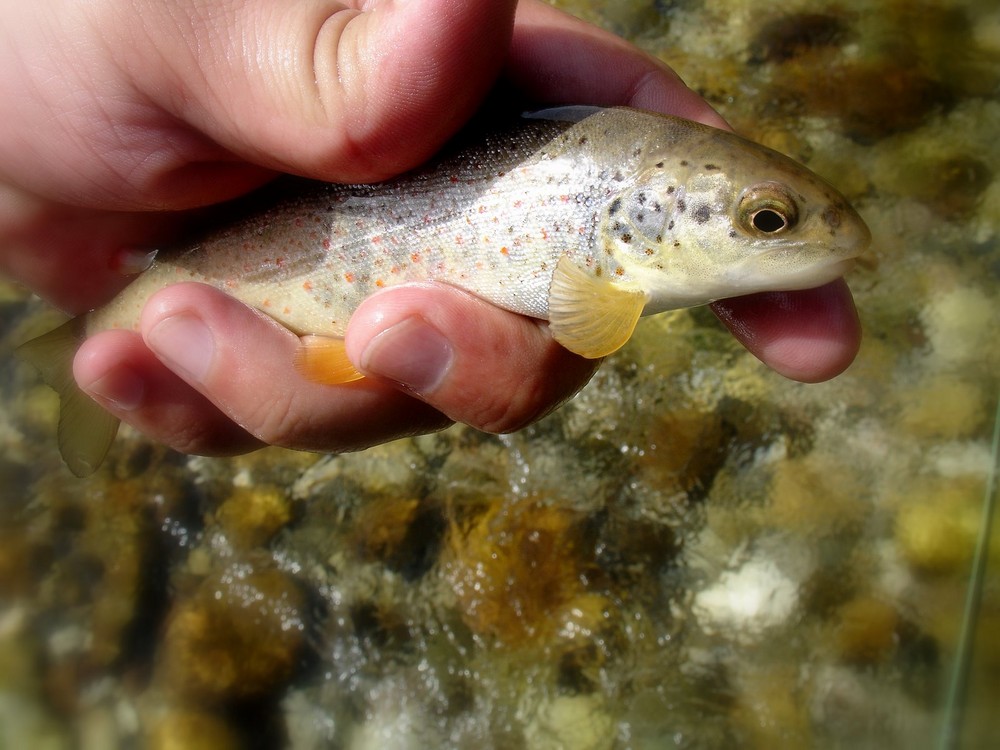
[294,335,365,385]
[547,256,647,359]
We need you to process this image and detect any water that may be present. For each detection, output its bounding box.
[1,1,999,748]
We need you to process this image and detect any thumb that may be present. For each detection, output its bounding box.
[120,0,519,182]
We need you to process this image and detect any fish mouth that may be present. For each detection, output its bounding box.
[778,256,858,291]
[739,250,859,293]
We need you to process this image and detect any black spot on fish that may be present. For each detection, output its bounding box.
[621,233,632,243]
[680,160,689,167]
[636,213,645,222]
[609,197,622,215]
[655,161,665,168]
[677,198,686,212]
[666,186,675,194]
[729,229,738,238]
[579,135,589,145]
[655,234,662,243]
[632,147,642,157]
[667,220,674,230]
[673,241,682,247]
[705,164,720,171]
[652,202,662,213]
[637,192,647,204]
[645,248,654,256]
[693,205,711,223]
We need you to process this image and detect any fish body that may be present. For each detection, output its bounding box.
[18,106,871,475]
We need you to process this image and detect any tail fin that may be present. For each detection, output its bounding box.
[16,319,119,477]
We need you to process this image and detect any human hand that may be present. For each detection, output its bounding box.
[0,0,860,459]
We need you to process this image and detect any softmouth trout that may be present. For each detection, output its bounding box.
[18,106,871,476]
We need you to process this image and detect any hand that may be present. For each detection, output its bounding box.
[0,0,860,458]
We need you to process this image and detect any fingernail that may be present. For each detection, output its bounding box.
[360,316,453,394]
[147,314,215,383]
[86,368,145,411]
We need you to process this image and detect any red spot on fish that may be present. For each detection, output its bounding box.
[275,257,285,267]
[322,238,331,249]
[344,272,355,283]
[375,279,385,288]
[411,252,421,263]
[449,175,459,183]
[283,306,291,315]
[225,279,237,289]
[303,280,313,291]
[262,298,272,307]
[371,235,382,244]
[500,247,509,256]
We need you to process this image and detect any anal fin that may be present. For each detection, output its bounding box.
[294,335,364,385]
[547,256,647,359]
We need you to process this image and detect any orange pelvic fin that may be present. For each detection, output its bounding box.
[293,335,364,384]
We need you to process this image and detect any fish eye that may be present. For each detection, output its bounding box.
[738,183,799,236]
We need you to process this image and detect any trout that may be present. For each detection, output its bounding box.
[17,106,870,476]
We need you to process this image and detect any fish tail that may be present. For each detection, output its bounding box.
[16,319,119,477]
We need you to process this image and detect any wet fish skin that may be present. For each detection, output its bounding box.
[17,106,871,476]
[88,106,868,341]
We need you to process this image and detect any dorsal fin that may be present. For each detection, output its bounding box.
[522,106,604,124]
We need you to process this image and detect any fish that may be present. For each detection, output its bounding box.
[17,106,871,476]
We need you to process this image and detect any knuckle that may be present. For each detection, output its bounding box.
[465,375,550,434]
[237,391,311,448]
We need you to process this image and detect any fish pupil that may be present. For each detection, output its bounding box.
[752,209,788,233]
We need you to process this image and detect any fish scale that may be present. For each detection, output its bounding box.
[17,105,871,476]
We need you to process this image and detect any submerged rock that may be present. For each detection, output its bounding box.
[159,567,308,703]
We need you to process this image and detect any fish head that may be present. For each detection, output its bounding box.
[600,134,871,313]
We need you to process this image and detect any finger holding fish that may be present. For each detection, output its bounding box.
[344,283,601,434]
[73,326,266,459]
[73,281,596,456]
[74,283,454,456]
[711,278,862,383]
